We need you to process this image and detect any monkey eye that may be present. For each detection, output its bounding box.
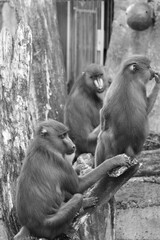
[90,75,94,80]
[59,132,67,139]
[40,128,48,136]
[129,64,138,72]
[99,74,103,78]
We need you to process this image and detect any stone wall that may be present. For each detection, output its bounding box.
[105,0,160,133]
[115,177,160,240]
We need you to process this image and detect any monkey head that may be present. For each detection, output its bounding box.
[83,63,110,96]
[121,55,156,85]
[35,119,76,156]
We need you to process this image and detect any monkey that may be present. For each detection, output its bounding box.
[14,119,132,240]
[95,55,160,168]
[64,63,111,159]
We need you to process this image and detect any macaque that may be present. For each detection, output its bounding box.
[14,119,131,239]
[64,63,111,158]
[95,55,160,168]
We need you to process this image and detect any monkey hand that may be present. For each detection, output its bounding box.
[108,154,138,177]
[74,196,98,219]
[110,154,133,168]
[154,72,160,84]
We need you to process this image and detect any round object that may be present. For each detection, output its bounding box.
[126,3,153,31]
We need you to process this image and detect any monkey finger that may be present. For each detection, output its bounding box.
[108,157,138,177]
[91,196,99,206]
[125,157,139,168]
[154,72,160,84]
[74,209,83,219]
[118,154,135,167]
[117,154,131,165]
[130,157,139,166]
[83,196,98,208]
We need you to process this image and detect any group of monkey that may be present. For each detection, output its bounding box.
[14,55,160,240]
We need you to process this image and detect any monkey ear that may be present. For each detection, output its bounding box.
[40,127,48,136]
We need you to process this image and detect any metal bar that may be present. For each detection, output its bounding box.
[100,1,104,65]
[67,1,71,83]
[74,8,96,14]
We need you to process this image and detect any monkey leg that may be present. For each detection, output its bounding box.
[88,125,100,144]
[14,226,30,240]
[95,130,114,166]
[41,193,83,239]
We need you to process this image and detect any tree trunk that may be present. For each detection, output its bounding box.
[0,1,139,240]
[0,1,66,239]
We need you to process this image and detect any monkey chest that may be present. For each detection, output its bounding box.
[88,105,100,126]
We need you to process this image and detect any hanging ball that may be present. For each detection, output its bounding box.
[126,3,153,31]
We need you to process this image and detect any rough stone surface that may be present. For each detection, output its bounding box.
[115,177,160,240]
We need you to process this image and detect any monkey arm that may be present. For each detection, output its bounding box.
[88,125,100,143]
[42,193,83,238]
[99,108,110,131]
[77,154,131,193]
[14,226,30,240]
[147,78,160,114]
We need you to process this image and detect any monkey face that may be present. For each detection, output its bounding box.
[37,120,76,156]
[127,62,154,84]
[59,132,76,155]
[82,63,108,95]
[92,74,105,93]
[85,71,107,94]
[85,72,106,94]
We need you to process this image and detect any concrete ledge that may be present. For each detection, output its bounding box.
[116,206,160,240]
[115,177,160,240]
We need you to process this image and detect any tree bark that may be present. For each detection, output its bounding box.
[0,1,66,239]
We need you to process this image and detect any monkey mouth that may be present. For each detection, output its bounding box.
[94,78,104,92]
[66,149,75,155]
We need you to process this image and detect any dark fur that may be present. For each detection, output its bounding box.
[64,63,110,157]
[95,55,160,166]
[15,119,131,239]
